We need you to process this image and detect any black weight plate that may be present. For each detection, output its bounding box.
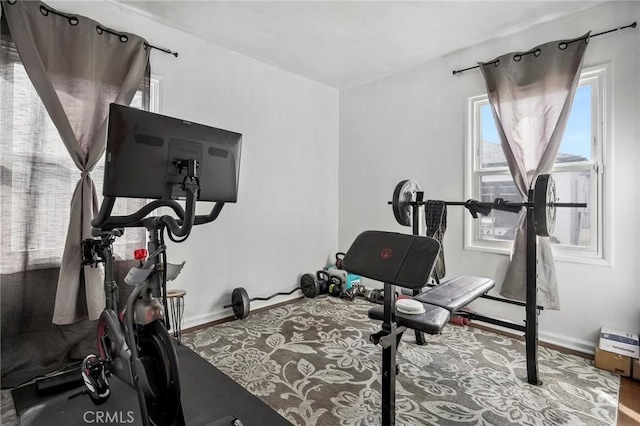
[392,180,422,227]
[231,287,250,319]
[533,174,556,237]
[300,273,319,298]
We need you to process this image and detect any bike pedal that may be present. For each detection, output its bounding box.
[82,354,111,405]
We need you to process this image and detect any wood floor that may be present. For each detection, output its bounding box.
[618,377,640,425]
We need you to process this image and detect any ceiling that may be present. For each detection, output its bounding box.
[113,1,606,89]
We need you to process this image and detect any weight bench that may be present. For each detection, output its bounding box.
[368,275,495,338]
[342,230,494,426]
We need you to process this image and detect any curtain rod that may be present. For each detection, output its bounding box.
[452,21,636,75]
[32,2,178,57]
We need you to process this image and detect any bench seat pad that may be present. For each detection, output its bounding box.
[343,230,440,289]
[368,303,450,335]
[414,275,495,312]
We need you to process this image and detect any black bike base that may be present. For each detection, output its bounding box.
[12,343,291,426]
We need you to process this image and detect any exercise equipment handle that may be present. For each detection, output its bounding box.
[93,159,225,233]
[155,187,197,238]
[92,195,225,231]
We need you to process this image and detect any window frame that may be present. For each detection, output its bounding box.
[0,41,160,273]
[465,64,609,264]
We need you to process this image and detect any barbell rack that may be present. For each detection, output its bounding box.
[389,179,586,385]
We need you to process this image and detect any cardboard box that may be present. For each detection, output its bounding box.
[598,327,639,359]
[593,327,640,377]
[594,347,632,377]
[633,358,640,381]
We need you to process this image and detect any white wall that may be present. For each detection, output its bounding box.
[48,1,638,350]
[50,1,340,328]
[339,1,640,353]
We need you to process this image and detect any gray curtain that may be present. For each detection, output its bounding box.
[2,0,150,324]
[480,34,589,309]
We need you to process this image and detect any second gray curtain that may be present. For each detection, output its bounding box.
[2,1,150,324]
[480,33,589,309]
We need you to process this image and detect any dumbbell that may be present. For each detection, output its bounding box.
[300,270,344,298]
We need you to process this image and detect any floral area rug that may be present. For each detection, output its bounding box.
[183,296,619,426]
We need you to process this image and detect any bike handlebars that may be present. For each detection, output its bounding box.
[92,160,226,236]
[91,191,225,233]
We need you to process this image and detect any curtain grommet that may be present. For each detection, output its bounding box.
[38,4,79,26]
[513,54,522,62]
[120,35,129,43]
[558,42,568,50]
[533,49,541,57]
[494,59,500,68]
[7,0,17,5]
[96,25,103,35]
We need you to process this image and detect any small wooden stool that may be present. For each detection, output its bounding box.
[166,289,186,344]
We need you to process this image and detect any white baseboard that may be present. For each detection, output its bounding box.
[472,321,596,356]
[182,310,230,331]
[181,294,302,331]
[538,330,596,356]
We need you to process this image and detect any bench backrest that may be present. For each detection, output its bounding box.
[342,230,440,289]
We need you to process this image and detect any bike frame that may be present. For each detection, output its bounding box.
[92,225,170,425]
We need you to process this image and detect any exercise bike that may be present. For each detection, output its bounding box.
[81,159,229,425]
[76,103,243,426]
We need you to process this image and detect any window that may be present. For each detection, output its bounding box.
[0,39,159,273]
[466,65,607,261]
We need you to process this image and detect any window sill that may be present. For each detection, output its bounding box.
[464,242,610,267]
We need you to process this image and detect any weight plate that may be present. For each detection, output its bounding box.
[300,273,319,298]
[231,287,250,320]
[392,180,422,227]
[533,174,556,237]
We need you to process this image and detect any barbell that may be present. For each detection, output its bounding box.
[224,276,321,320]
[391,174,585,237]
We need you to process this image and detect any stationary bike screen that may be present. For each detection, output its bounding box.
[103,103,242,202]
